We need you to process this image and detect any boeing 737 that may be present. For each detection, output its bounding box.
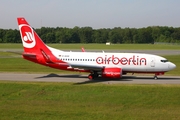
[17,17,176,80]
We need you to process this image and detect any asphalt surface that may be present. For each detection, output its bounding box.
[0,73,180,84]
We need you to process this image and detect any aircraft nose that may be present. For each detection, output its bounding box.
[168,62,176,70]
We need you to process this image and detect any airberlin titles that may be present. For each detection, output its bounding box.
[96,55,146,65]
[59,54,147,66]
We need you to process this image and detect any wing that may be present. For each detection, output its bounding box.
[69,63,103,71]
[68,62,121,72]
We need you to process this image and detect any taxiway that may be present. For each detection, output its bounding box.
[0,73,180,84]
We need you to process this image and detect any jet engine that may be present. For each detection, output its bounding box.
[102,67,122,79]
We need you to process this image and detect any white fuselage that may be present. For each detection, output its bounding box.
[50,47,176,73]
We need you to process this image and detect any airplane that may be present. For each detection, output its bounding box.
[17,17,176,80]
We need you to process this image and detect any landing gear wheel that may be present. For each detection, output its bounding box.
[88,74,94,80]
[94,73,99,78]
[154,75,158,80]
[88,71,99,80]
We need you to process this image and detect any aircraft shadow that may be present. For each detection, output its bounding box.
[74,76,180,85]
[35,73,87,79]
[126,76,180,80]
[34,73,180,85]
[73,76,134,85]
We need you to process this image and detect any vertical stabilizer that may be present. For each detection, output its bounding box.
[17,17,59,64]
[17,18,50,54]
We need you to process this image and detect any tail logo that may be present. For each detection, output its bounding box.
[19,24,36,48]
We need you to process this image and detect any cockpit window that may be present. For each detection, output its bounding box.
[161,60,169,63]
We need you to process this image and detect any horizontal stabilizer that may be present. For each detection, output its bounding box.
[22,53,36,57]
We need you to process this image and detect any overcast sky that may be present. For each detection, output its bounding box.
[1,0,180,29]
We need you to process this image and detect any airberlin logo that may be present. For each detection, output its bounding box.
[96,55,147,66]
[19,24,36,48]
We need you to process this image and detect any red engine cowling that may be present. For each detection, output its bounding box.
[102,67,122,79]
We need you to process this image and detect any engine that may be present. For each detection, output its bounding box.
[102,67,122,79]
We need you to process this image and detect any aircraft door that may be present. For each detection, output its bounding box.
[150,57,155,67]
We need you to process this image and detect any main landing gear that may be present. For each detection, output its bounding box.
[88,74,94,80]
[88,71,99,80]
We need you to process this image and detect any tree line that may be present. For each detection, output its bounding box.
[0,26,180,44]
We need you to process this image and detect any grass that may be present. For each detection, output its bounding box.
[0,82,180,120]
[0,43,180,50]
[0,57,71,73]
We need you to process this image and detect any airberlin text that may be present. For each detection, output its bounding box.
[96,55,146,66]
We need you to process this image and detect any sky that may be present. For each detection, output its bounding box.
[1,0,180,29]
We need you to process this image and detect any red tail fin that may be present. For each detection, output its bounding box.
[17,17,68,69]
[17,17,58,64]
[17,17,50,54]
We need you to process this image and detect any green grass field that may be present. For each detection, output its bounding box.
[0,82,180,120]
[0,43,180,50]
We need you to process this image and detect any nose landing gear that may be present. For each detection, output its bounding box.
[154,75,158,80]
[153,72,164,80]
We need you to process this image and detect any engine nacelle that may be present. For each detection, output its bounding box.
[102,67,122,79]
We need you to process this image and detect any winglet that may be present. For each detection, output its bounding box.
[81,47,85,52]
